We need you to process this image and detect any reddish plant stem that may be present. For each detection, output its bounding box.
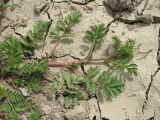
[48,57,109,67]
[48,59,86,67]
[43,76,53,81]
[50,31,66,57]
[51,39,61,57]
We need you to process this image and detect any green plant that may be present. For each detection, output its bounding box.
[0,35,48,91]
[0,0,7,11]
[108,36,138,76]
[21,21,51,56]
[51,66,124,108]
[50,10,82,56]
[0,21,49,119]
[51,74,87,108]
[28,107,43,120]
[85,24,108,60]
[0,85,34,119]
[0,10,138,119]
[27,21,51,42]
[49,11,137,108]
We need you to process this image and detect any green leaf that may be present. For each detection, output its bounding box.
[84,77,96,95]
[111,59,128,72]
[27,21,51,42]
[51,10,82,40]
[64,96,79,108]
[0,103,12,112]
[28,107,43,120]
[62,33,74,40]
[65,74,83,87]
[96,71,124,101]
[109,37,137,76]
[6,90,24,103]
[97,71,111,84]
[0,36,23,74]
[0,0,7,10]
[14,78,24,86]
[3,56,22,73]
[112,36,122,49]
[57,10,82,31]
[20,38,36,56]
[0,36,22,57]
[0,88,29,119]
[51,74,87,108]
[86,66,100,78]
[0,85,6,98]
[85,24,107,44]
[51,75,65,93]
[26,77,43,92]
[126,64,138,76]
[14,101,30,113]
[114,38,135,61]
[8,111,19,120]
[20,60,48,76]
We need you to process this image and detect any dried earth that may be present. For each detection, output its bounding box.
[1,0,160,120]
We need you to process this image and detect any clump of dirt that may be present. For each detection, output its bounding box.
[104,0,144,11]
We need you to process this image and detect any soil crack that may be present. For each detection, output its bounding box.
[71,0,95,5]
[142,28,160,112]
[95,96,102,120]
[137,0,149,15]
[44,11,53,38]
[53,0,95,5]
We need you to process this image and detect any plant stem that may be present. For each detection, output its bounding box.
[50,31,66,57]
[86,44,95,60]
[91,57,109,61]
[48,57,109,67]
[48,59,87,67]
[51,38,61,57]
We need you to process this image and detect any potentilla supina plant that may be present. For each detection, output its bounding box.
[0,10,138,119]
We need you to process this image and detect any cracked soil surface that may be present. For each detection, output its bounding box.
[1,0,160,120]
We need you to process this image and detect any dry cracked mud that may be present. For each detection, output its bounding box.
[1,0,160,120]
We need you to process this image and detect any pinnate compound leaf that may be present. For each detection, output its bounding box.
[27,21,51,42]
[109,36,137,76]
[57,10,82,31]
[26,77,43,92]
[3,56,22,73]
[28,107,43,120]
[64,96,79,108]
[85,24,107,44]
[0,36,22,57]
[51,10,82,40]
[0,102,12,112]
[14,101,30,113]
[96,71,124,102]
[6,90,25,103]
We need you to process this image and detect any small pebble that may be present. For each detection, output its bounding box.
[19,88,30,97]
[107,43,117,57]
